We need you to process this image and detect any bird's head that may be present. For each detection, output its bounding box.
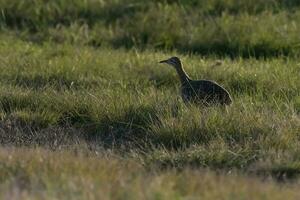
[159,57,182,68]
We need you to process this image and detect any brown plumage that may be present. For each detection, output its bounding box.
[159,57,232,106]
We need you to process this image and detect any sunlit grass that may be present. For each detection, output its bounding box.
[1,147,300,200]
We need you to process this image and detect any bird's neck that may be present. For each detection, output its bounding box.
[175,65,191,84]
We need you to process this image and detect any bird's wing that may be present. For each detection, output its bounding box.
[192,80,225,93]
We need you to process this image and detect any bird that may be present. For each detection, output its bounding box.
[159,56,232,106]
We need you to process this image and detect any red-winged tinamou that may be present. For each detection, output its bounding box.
[159,57,232,106]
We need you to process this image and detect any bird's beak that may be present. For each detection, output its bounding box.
[159,60,168,64]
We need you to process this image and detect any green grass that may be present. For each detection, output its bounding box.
[0,34,299,171]
[0,0,300,198]
[1,0,300,56]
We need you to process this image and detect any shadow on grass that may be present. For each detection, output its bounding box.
[1,1,146,31]
[255,163,300,182]
[178,42,292,59]
[57,104,161,148]
[0,101,222,149]
[0,119,83,147]
[108,33,294,58]
[2,103,300,182]
[0,100,270,150]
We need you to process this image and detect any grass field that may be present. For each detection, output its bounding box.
[1,147,300,200]
[0,0,300,199]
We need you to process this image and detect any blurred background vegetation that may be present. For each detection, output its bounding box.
[1,0,300,57]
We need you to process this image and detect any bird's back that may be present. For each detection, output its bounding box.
[181,79,232,105]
